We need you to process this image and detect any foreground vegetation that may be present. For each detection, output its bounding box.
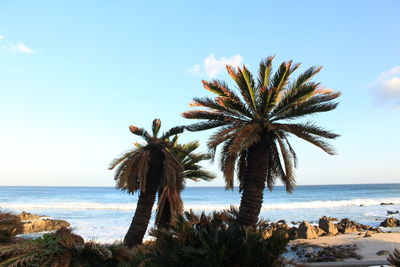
[0,210,22,245]
[0,209,290,266]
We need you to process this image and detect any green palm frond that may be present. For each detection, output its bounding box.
[183,56,340,193]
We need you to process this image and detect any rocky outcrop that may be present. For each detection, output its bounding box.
[319,216,338,235]
[18,211,70,234]
[22,218,70,234]
[291,244,362,262]
[19,211,45,221]
[380,217,400,227]
[336,218,381,233]
[297,221,319,239]
[380,202,394,205]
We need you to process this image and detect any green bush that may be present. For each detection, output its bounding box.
[133,208,289,267]
[0,210,23,245]
[0,227,133,267]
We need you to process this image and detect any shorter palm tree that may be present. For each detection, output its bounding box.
[155,136,215,228]
[109,119,184,248]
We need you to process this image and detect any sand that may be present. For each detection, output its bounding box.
[289,232,400,266]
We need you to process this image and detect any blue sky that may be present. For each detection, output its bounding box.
[0,0,399,186]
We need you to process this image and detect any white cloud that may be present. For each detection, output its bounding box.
[186,64,201,75]
[187,54,243,77]
[3,42,33,54]
[371,66,400,109]
[0,35,4,40]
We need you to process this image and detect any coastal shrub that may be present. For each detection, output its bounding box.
[0,210,23,245]
[388,248,400,267]
[0,227,133,266]
[133,208,289,267]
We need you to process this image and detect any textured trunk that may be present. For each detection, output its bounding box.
[123,145,163,248]
[237,135,269,226]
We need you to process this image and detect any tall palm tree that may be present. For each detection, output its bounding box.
[109,119,184,248]
[182,56,341,226]
[155,136,215,228]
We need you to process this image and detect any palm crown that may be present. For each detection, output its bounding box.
[183,56,341,193]
[155,136,215,226]
[109,119,185,195]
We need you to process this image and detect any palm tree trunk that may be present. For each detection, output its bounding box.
[123,145,164,248]
[123,188,157,248]
[237,136,269,226]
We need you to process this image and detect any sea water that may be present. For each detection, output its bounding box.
[0,184,399,242]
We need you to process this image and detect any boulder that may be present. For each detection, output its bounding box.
[315,226,326,236]
[319,216,339,235]
[380,217,400,227]
[336,219,358,233]
[21,218,70,234]
[298,221,319,239]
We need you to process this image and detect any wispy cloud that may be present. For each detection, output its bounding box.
[2,42,34,54]
[0,35,4,40]
[371,66,400,109]
[187,54,243,77]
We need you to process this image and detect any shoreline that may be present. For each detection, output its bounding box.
[289,232,400,266]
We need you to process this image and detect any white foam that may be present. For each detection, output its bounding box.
[1,197,399,212]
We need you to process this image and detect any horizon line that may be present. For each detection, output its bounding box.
[0,182,399,188]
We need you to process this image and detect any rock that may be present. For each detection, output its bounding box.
[288,227,299,239]
[380,217,400,227]
[319,216,339,235]
[336,218,358,233]
[387,210,399,215]
[315,226,326,236]
[298,221,319,239]
[376,250,390,256]
[359,204,365,207]
[380,202,394,205]
[364,231,372,237]
[21,218,70,234]
[19,211,46,221]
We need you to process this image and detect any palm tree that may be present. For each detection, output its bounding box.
[155,136,215,228]
[182,56,340,226]
[109,119,184,248]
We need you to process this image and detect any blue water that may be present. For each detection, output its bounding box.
[1,184,399,242]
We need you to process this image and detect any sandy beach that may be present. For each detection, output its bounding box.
[289,232,400,266]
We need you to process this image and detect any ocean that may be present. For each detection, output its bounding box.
[1,184,399,242]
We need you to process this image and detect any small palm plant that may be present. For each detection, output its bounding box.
[109,119,185,248]
[155,136,215,228]
[183,56,340,226]
[0,227,132,266]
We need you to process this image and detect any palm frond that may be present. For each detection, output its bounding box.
[152,119,161,137]
[162,126,185,139]
[129,125,152,142]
